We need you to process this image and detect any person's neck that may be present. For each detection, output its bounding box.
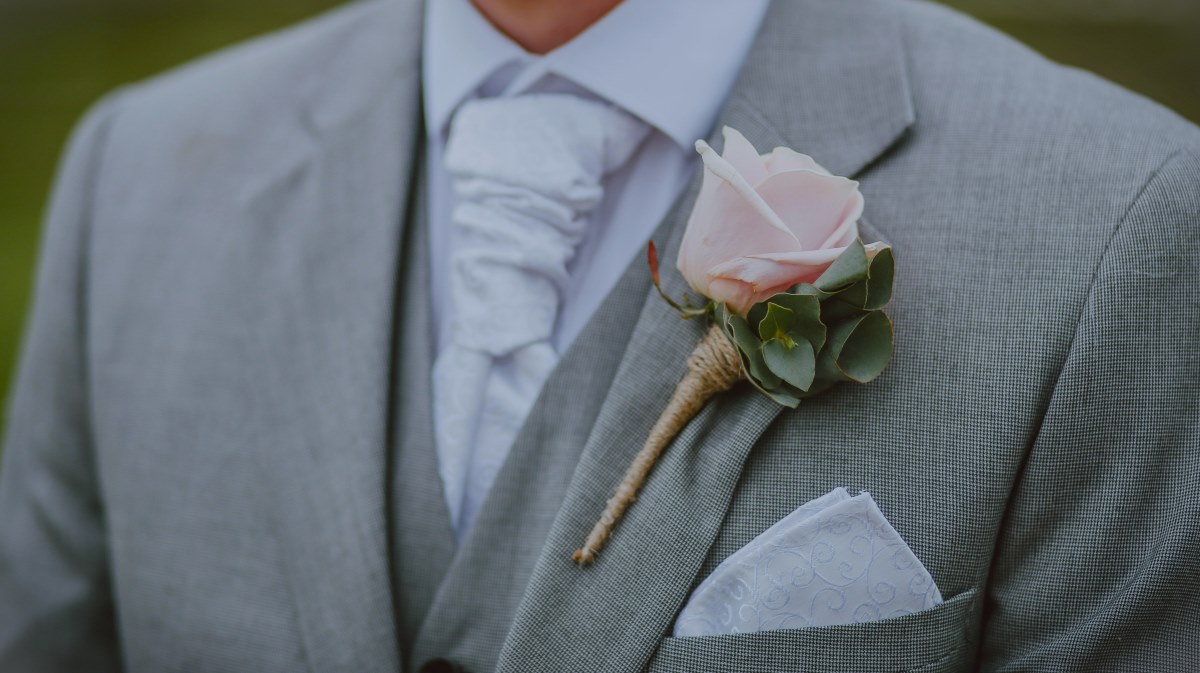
[470,0,624,54]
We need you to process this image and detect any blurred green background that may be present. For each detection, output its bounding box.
[1,0,1198,439]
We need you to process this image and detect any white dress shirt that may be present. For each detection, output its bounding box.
[423,0,770,537]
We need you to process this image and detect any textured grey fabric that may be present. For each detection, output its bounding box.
[493,2,1200,672]
[0,91,127,673]
[390,142,656,673]
[403,171,661,673]
[1,2,425,671]
[389,146,458,657]
[647,589,980,673]
[1,0,1198,672]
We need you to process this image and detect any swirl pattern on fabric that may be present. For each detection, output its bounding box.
[674,488,942,636]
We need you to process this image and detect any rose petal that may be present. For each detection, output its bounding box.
[677,162,804,296]
[754,170,863,251]
[677,127,870,316]
[817,196,864,250]
[719,126,769,187]
[676,164,720,292]
[695,139,796,240]
[708,251,842,314]
[705,277,760,316]
[708,247,848,290]
[763,147,832,178]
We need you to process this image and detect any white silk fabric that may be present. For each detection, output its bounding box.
[434,95,649,540]
[674,488,943,636]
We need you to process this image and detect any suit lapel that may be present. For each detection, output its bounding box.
[407,203,657,672]
[495,1,914,670]
[242,2,423,671]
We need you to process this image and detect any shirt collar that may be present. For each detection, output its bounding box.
[423,0,771,151]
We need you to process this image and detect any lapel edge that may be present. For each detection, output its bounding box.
[496,0,918,669]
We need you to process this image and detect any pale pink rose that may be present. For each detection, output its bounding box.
[677,126,871,316]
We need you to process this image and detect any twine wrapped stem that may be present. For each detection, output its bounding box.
[572,324,744,565]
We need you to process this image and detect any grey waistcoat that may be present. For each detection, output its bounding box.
[389,149,662,672]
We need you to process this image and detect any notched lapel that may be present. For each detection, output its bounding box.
[721,0,915,180]
[496,1,915,671]
[494,136,787,673]
[240,2,424,671]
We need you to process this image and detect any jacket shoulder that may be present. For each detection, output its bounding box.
[872,0,1200,232]
[890,0,1200,167]
[95,0,411,144]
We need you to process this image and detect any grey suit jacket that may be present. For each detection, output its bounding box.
[2,0,1198,671]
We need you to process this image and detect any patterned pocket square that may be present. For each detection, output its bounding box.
[673,488,942,637]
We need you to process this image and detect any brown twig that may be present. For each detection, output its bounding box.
[572,324,744,565]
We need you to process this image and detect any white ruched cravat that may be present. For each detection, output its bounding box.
[435,94,649,539]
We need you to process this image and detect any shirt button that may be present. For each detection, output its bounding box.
[418,658,465,673]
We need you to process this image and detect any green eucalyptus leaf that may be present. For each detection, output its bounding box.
[766,389,802,408]
[814,239,868,291]
[758,303,796,343]
[826,312,866,359]
[814,347,850,383]
[865,247,895,310]
[726,312,761,354]
[821,299,866,324]
[745,347,781,390]
[803,377,840,398]
[767,293,826,352]
[832,310,893,383]
[746,302,769,330]
[721,262,895,406]
[726,313,780,389]
[763,338,816,391]
[746,376,803,408]
[830,279,868,308]
[790,283,831,300]
[715,302,732,326]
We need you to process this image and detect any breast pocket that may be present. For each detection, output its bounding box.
[645,587,978,673]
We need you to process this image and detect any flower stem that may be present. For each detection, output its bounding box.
[572,324,744,565]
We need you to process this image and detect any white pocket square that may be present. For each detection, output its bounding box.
[673,488,942,637]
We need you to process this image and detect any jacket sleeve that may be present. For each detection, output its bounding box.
[0,93,127,672]
[980,147,1200,671]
